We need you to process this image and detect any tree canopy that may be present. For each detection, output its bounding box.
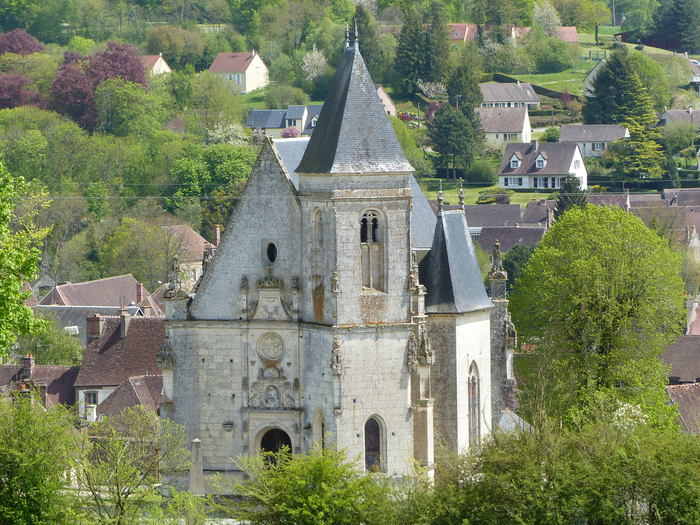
[511,205,685,427]
[0,162,45,357]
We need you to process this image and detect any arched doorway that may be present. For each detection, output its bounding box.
[260,428,292,454]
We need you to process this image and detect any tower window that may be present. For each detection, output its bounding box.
[266,243,277,263]
[469,363,480,447]
[360,211,384,291]
[364,416,384,471]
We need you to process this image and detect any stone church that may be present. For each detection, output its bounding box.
[159,30,516,484]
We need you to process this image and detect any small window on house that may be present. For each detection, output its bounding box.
[504,177,509,186]
[227,74,233,80]
[510,159,519,169]
[543,178,549,189]
[85,392,97,405]
[518,177,523,186]
[235,73,242,84]
[574,160,581,169]
[311,116,317,127]
[536,159,544,168]
[551,177,556,188]
[496,134,499,139]
[594,143,603,151]
[534,178,538,189]
[454,32,459,36]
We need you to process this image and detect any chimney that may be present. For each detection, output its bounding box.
[531,139,538,151]
[86,314,105,343]
[540,198,546,205]
[214,225,221,247]
[251,50,255,58]
[120,308,131,339]
[136,282,145,303]
[22,354,34,380]
[159,52,162,57]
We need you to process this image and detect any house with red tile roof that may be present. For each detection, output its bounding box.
[98,374,163,419]
[141,53,172,75]
[209,51,269,94]
[38,274,146,307]
[0,354,79,408]
[73,312,164,419]
[164,224,217,287]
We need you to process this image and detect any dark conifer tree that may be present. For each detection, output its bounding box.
[394,8,423,94]
[554,174,587,221]
[423,2,451,82]
[447,41,484,107]
[354,5,383,82]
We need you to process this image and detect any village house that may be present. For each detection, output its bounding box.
[480,82,540,109]
[559,124,629,157]
[498,140,587,190]
[160,32,518,488]
[0,354,79,408]
[209,51,269,94]
[659,107,700,130]
[244,105,323,138]
[73,310,164,420]
[447,24,578,47]
[476,106,532,145]
[521,198,556,228]
[141,53,172,75]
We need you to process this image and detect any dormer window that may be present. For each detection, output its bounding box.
[536,159,544,168]
[510,158,520,169]
[311,116,317,127]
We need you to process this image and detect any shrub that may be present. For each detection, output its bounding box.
[264,83,306,110]
[468,159,497,183]
[477,188,514,204]
[540,127,560,142]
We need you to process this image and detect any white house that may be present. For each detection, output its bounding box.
[476,107,531,145]
[498,140,587,189]
[480,81,540,109]
[209,51,269,94]
[559,124,629,157]
[141,54,172,75]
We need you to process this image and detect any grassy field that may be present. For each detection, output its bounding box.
[418,178,553,207]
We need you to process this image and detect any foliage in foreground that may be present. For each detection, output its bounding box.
[220,446,398,525]
[402,416,700,525]
[511,205,685,427]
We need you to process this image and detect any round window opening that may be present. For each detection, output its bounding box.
[267,243,278,263]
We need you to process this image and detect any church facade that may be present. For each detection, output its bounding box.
[159,32,515,484]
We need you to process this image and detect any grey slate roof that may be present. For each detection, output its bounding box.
[35,305,142,347]
[276,136,435,250]
[664,335,700,384]
[560,124,628,143]
[478,227,544,253]
[296,45,412,174]
[521,198,556,225]
[476,107,528,133]
[584,60,605,94]
[479,82,540,104]
[498,142,580,176]
[463,204,522,227]
[245,110,286,129]
[286,105,306,119]
[419,210,492,314]
[660,109,700,129]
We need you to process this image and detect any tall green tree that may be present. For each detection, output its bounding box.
[428,103,483,179]
[610,68,663,179]
[554,173,587,220]
[502,243,535,289]
[394,8,423,94]
[354,5,383,82]
[423,2,451,82]
[447,41,483,107]
[582,47,633,125]
[511,205,685,427]
[0,162,45,357]
[0,394,81,524]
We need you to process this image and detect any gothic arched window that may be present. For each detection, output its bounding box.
[469,363,480,447]
[311,209,325,321]
[360,210,384,292]
[313,408,326,449]
[364,416,384,471]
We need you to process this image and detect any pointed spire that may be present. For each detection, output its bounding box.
[345,22,350,50]
[437,180,444,217]
[459,178,464,211]
[353,18,359,51]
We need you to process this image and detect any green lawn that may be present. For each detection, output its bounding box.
[418,178,553,207]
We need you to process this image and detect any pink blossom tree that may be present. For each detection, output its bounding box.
[280,126,300,138]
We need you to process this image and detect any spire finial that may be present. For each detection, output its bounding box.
[459,177,464,210]
[353,18,359,51]
[437,180,444,217]
[345,22,350,50]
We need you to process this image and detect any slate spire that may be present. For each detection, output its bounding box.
[295,32,412,175]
